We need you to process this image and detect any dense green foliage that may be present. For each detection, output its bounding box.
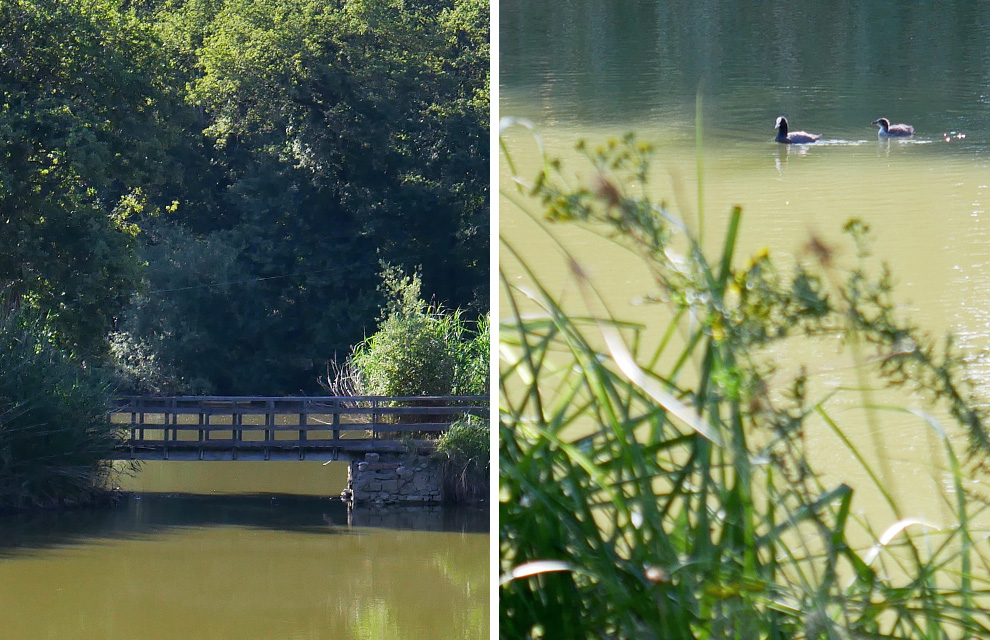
[2,0,488,393]
[0,312,125,509]
[500,135,990,638]
[436,414,489,503]
[0,1,179,355]
[343,266,489,397]
[462,312,490,396]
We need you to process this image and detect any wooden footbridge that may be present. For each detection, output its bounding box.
[111,395,488,462]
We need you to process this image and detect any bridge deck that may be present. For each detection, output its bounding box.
[112,395,488,461]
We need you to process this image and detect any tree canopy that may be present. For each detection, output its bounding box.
[1,0,489,393]
[0,1,181,354]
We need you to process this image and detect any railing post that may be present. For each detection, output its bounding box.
[232,402,240,442]
[173,397,180,442]
[332,399,339,442]
[165,397,174,443]
[129,399,137,443]
[264,399,274,461]
[265,399,274,443]
[299,399,308,461]
[299,400,307,444]
[158,397,166,443]
[129,398,137,457]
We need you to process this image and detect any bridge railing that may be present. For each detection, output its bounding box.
[111,395,489,460]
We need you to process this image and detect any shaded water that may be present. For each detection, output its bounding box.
[0,493,488,639]
[500,0,990,523]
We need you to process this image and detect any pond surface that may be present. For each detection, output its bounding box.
[0,466,488,640]
[500,0,990,524]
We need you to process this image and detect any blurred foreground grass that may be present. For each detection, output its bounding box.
[499,127,990,639]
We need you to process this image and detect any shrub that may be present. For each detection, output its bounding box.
[435,414,490,503]
[341,264,488,398]
[0,310,128,510]
[500,133,990,638]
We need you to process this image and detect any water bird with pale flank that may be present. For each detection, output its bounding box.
[774,116,821,144]
[873,117,914,137]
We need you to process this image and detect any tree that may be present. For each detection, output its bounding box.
[184,0,489,309]
[1,0,490,392]
[110,0,490,392]
[0,0,187,355]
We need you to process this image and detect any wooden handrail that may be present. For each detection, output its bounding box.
[111,394,489,461]
[114,394,489,404]
[114,395,486,410]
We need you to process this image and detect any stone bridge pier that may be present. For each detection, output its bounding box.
[341,451,443,505]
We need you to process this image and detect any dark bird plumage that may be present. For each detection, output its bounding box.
[774,116,821,144]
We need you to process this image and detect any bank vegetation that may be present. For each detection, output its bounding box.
[328,268,490,504]
[0,0,488,507]
[500,132,990,638]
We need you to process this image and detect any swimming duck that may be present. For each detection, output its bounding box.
[774,116,821,144]
[873,117,914,137]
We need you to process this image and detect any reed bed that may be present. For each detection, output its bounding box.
[0,312,128,510]
[499,129,990,639]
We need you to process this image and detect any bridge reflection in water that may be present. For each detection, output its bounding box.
[112,395,488,462]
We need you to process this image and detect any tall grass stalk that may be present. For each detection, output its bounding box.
[500,129,990,639]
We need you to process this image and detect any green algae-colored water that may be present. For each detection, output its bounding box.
[0,492,487,640]
[500,0,990,527]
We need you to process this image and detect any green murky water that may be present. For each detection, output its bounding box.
[500,0,990,524]
[0,491,487,640]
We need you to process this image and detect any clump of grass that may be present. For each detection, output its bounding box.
[0,310,129,510]
[329,264,488,400]
[499,130,990,638]
[435,414,489,504]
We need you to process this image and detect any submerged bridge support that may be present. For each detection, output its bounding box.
[111,395,488,503]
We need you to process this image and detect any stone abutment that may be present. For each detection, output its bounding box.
[341,452,443,504]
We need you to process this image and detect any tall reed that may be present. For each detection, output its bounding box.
[0,310,127,510]
[499,130,990,639]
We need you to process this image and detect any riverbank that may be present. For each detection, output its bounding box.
[0,486,128,515]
